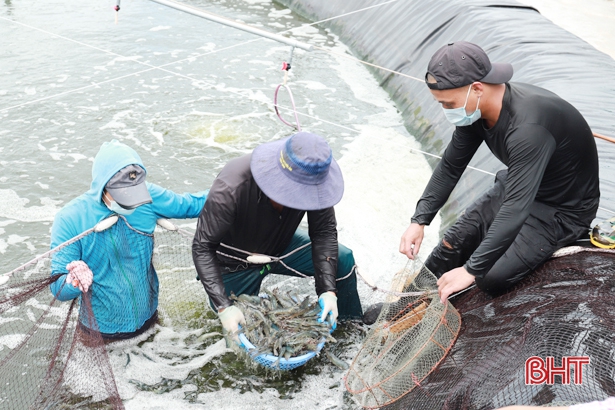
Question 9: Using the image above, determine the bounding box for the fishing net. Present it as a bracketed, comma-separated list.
[344, 257, 462, 408]
[4, 212, 614, 410]
[0, 216, 207, 410]
[380, 249, 615, 409]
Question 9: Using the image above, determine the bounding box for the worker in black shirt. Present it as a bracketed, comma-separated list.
[399, 41, 600, 303]
[192, 132, 363, 338]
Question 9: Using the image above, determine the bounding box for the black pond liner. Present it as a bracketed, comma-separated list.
[277, 0, 615, 233]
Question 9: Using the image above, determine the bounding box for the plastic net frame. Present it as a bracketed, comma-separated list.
[344, 258, 461, 409]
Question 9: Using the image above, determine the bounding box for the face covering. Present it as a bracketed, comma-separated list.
[442, 85, 481, 126]
[103, 192, 135, 216]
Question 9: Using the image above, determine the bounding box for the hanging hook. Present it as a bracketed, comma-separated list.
[282, 46, 295, 85]
[114, 0, 121, 25]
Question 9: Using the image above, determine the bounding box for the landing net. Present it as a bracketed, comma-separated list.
[344, 258, 461, 408]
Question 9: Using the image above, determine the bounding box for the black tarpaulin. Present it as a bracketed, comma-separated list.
[277, 0, 615, 232]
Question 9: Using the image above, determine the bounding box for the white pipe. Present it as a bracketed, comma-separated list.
[150, 0, 313, 52]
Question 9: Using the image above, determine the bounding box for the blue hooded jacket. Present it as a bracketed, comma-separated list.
[50, 140, 207, 335]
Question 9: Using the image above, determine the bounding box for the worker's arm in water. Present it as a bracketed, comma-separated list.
[399, 223, 425, 259]
[437, 266, 475, 303]
[403, 126, 481, 258]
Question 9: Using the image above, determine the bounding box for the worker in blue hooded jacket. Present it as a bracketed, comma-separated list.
[49, 140, 207, 340]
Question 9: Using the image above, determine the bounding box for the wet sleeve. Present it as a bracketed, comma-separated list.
[411, 126, 483, 225]
[49, 213, 82, 301]
[465, 124, 556, 277]
[148, 183, 208, 219]
[307, 208, 338, 296]
[191, 179, 235, 310]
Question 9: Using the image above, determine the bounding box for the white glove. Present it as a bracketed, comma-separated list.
[318, 291, 338, 330]
[66, 261, 93, 293]
[218, 305, 246, 338]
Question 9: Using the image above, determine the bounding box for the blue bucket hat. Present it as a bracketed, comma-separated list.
[250, 132, 344, 211]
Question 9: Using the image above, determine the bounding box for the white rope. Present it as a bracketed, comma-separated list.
[216, 242, 439, 297]
[551, 245, 615, 258]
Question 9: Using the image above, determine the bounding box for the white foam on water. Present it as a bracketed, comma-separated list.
[0, 190, 61, 222]
[295, 80, 334, 91]
[112, 328, 232, 408]
[336, 124, 439, 291]
[197, 43, 216, 52]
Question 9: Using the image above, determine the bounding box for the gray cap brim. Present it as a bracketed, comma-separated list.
[250, 138, 344, 211]
[106, 181, 152, 209]
[481, 62, 513, 84]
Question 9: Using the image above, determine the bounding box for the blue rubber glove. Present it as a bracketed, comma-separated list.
[318, 291, 338, 331]
[218, 305, 246, 342]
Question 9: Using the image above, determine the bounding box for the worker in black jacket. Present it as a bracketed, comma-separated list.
[192, 132, 362, 337]
[399, 41, 600, 303]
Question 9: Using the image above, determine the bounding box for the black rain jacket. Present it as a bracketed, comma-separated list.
[192, 154, 338, 309]
[412, 82, 600, 277]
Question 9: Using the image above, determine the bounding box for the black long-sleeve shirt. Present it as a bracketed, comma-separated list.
[412, 82, 600, 277]
[192, 154, 339, 309]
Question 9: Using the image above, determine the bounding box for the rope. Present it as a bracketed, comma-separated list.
[216, 242, 439, 297]
[1, 5, 613, 216]
[593, 132, 615, 144]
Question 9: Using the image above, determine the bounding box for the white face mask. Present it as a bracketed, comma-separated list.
[103, 192, 135, 216]
[442, 85, 481, 127]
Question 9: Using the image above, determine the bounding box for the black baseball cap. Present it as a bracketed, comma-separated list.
[105, 164, 152, 209]
[425, 41, 513, 90]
